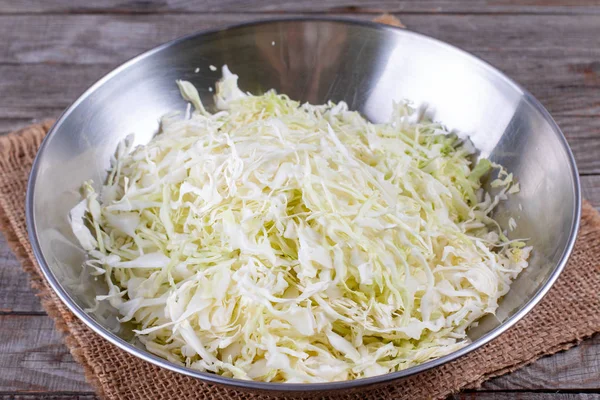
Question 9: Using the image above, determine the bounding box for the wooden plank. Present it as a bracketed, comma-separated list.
[0, 14, 598, 66]
[0, 315, 92, 392]
[481, 334, 600, 391]
[0, 58, 596, 119]
[452, 393, 600, 399]
[0, 0, 599, 15]
[0, 232, 44, 314]
[0, 14, 597, 116]
[537, 88, 600, 118]
[583, 175, 600, 209]
[0, 64, 109, 110]
[0, 107, 63, 137]
[560, 118, 600, 175]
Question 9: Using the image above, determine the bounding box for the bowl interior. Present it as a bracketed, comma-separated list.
[28, 19, 580, 389]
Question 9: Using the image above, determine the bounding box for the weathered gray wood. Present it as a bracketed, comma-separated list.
[1, 58, 597, 114]
[0, 13, 597, 118]
[531, 88, 600, 118]
[0, 14, 598, 66]
[0, 13, 597, 128]
[0, 107, 64, 137]
[560, 118, 600, 175]
[0, 232, 44, 314]
[0, 65, 109, 109]
[452, 393, 600, 400]
[1, 0, 599, 15]
[583, 176, 600, 209]
[0, 315, 92, 392]
[481, 334, 600, 391]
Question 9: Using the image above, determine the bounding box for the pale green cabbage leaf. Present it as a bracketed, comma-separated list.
[70, 66, 530, 383]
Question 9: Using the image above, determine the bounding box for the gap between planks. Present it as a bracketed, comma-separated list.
[0, 0, 599, 15]
[0, 14, 598, 67]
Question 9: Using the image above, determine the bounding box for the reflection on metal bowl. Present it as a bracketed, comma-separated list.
[26, 18, 580, 393]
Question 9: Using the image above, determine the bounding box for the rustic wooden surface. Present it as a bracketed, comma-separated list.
[0, 1, 599, 399]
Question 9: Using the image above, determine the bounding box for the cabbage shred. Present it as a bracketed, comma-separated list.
[70, 67, 530, 383]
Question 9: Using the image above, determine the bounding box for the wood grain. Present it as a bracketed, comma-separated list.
[560, 118, 600, 175]
[0, 13, 597, 117]
[0, 315, 91, 392]
[1, 0, 599, 15]
[582, 176, 600, 208]
[0, 14, 598, 66]
[0, 107, 64, 138]
[481, 334, 600, 390]
[0, 232, 44, 314]
[0, 62, 596, 118]
[453, 393, 600, 400]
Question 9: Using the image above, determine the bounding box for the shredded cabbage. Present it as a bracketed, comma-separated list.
[70, 66, 530, 382]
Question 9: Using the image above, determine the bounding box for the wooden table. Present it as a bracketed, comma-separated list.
[0, 1, 599, 399]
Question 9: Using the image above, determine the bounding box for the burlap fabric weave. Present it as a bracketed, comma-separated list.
[1, 121, 599, 399]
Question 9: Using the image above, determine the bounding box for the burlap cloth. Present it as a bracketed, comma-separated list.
[1, 121, 599, 399]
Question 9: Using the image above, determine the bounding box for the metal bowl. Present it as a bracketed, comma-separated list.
[26, 18, 581, 392]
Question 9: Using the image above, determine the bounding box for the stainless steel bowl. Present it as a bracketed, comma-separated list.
[26, 18, 581, 392]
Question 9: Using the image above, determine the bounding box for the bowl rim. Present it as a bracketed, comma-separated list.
[26, 16, 582, 392]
